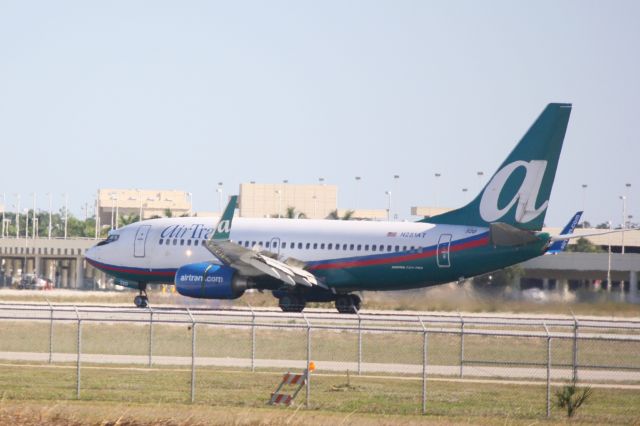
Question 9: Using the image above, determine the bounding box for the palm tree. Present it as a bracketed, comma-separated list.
[285, 207, 307, 219]
[326, 209, 355, 220]
[119, 214, 140, 226]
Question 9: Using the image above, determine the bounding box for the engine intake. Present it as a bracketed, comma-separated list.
[174, 262, 246, 299]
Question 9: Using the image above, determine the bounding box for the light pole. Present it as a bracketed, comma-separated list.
[186, 192, 193, 216]
[392, 174, 400, 220]
[114, 194, 119, 230]
[312, 195, 317, 218]
[46, 193, 52, 239]
[626, 182, 632, 227]
[138, 189, 143, 220]
[14, 194, 20, 239]
[63, 193, 68, 239]
[217, 182, 223, 213]
[0, 192, 4, 239]
[275, 190, 282, 218]
[385, 191, 392, 221]
[31, 193, 36, 239]
[620, 195, 627, 254]
[581, 184, 588, 227]
[110, 193, 116, 230]
[23, 208, 29, 241]
[94, 197, 99, 240]
[477, 171, 484, 191]
[607, 220, 612, 292]
[354, 176, 361, 211]
[462, 188, 468, 202]
[434, 173, 442, 208]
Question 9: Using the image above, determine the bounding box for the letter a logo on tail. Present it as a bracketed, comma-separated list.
[211, 195, 237, 241]
[479, 160, 549, 224]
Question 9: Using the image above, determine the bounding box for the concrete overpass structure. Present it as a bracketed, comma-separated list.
[520, 252, 639, 302]
[0, 238, 103, 289]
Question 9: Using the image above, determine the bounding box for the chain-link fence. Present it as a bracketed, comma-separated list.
[0, 302, 639, 418]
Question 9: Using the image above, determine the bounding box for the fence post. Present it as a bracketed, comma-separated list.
[249, 304, 256, 372]
[187, 308, 196, 403]
[303, 313, 311, 409]
[571, 311, 579, 383]
[74, 306, 82, 400]
[419, 316, 428, 415]
[458, 312, 464, 378]
[357, 310, 362, 375]
[46, 299, 53, 364]
[148, 307, 154, 367]
[543, 321, 551, 418]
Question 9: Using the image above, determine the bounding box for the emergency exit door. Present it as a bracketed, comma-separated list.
[436, 234, 452, 268]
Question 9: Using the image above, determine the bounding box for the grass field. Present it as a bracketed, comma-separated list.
[0, 364, 639, 425]
[1, 292, 640, 424]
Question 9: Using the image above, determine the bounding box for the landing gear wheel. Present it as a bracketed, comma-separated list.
[335, 294, 360, 314]
[134, 282, 148, 308]
[350, 294, 362, 312]
[279, 294, 306, 313]
[134, 295, 148, 308]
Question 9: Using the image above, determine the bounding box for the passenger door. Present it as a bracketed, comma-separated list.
[134, 225, 152, 258]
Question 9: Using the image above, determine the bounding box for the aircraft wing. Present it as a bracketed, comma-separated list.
[203, 195, 320, 288]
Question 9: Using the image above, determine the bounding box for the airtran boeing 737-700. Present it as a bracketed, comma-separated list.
[86, 103, 590, 313]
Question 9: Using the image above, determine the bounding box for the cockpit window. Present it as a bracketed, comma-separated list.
[96, 234, 119, 246]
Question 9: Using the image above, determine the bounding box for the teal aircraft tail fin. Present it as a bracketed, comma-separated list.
[423, 103, 572, 231]
[211, 195, 237, 241]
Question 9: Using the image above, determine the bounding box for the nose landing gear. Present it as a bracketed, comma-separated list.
[134, 282, 148, 308]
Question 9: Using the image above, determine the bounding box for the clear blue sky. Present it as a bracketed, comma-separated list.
[1, 1, 638, 227]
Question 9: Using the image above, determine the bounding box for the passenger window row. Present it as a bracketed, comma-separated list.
[236, 240, 417, 253]
[159, 238, 203, 246]
[158, 238, 418, 253]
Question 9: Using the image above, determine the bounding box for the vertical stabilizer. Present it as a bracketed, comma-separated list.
[423, 103, 572, 231]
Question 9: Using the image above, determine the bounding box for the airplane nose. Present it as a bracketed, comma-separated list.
[85, 245, 100, 262]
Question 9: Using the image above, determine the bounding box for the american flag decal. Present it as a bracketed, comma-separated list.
[387, 232, 397, 237]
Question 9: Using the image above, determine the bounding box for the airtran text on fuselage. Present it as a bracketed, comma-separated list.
[161, 224, 214, 240]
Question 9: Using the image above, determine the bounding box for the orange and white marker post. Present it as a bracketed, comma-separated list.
[269, 362, 315, 406]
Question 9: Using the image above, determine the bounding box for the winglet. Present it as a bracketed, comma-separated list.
[212, 195, 238, 241]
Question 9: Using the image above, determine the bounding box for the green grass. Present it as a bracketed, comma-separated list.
[0, 364, 638, 424]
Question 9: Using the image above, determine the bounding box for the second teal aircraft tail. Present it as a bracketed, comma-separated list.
[423, 103, 572, 231]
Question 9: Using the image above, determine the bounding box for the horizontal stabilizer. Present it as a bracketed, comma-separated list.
[490, 222, 539, 246]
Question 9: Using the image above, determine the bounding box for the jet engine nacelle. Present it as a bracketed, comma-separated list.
[174, 262, 246, 299]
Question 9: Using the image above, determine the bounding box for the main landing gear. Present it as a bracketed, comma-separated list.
[335, 294, 361, 314]
[277, 292, 362, 314]
[278, 294, 306, 313]
[134, 282, 149, 308]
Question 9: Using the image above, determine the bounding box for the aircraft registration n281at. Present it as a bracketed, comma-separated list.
[86, 103, 579, 313]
